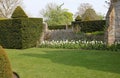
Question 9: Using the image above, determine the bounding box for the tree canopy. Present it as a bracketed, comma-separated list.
[40, 3, 73, 26]
[75, 3, 92, 17]
[82, 8, 101, 21]
[0, 0, 22, 18]
[75, 3, 104, 21]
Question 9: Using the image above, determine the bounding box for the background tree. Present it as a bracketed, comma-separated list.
[62, 11, 73, 25]
[82, 8, 101, 21]
[97, 13, 104, 20]
[40, 3, 73, 26]
[75, 3, 92, 17]
[0, 0, 22, 18]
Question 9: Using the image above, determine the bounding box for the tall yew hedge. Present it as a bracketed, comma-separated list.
[0, 18, 43, 49]
[72, 20, 106, 32]
[0, 6, 43, 49]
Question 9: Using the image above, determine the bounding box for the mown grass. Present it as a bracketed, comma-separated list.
[6, 48, 120, 78]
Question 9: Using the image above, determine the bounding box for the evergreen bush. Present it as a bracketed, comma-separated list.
[75, 15, 82, 21]
[48, 25, 71, 30]
[0, 18, 43, 49]
[72, 20, 106, 32]
[11, 6, 28, 18]
[0, 6, 43, 49]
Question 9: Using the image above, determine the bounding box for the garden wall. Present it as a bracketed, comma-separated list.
[43, 29, 104, 41]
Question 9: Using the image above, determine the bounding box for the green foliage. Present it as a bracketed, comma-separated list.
[21, 18, 43, 49]
[11, 6, 28, 18]
[39, 40, 105, 50]
[82, 8, 101, 21]
[75, 15, 82, 21]
[86, 31, 104, 36]
[107, 43, 120, 51]
[0, 18, 43, 49]
[62, 11, 73, 24]
[0, 46, 13, 78]
[48, 25, 71, 30]
[72, 20, 106, 32]
[75, 3, 93, 17]
[83, 31, 105, 41]
[97, 14, 104, 20]
[40, 3, 73, 26]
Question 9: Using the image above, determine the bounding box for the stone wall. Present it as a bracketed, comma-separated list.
[106, 0, 120, 45]
[107, 7, 115, 45]
[41, 23, 104, 41]
[114, 1, 120, 42]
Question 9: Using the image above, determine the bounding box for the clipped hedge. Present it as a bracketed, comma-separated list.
[21, 18, 43, 49]
[48, 25, 71, 30]
[11, 6, 28, 18]
[0, 46, 13, 78]
[72, 20, 106, 32]
[0, 18, 43, 49]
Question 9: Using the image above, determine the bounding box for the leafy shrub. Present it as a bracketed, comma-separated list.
[91, 31, 104, 35]
[76, 31, 104, 41]
[0, 46, 13, 78]
[107, 43, 120, 51]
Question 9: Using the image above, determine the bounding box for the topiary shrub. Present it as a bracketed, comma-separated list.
[75, 15, 82, 21]
[11, 6, 28, 18]
[0, 46, 13, 78]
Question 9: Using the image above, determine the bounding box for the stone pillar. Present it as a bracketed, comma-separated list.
[36, 22, 48, 47]
[40, 22, 48, 42]
[114, 1, 120, 42]
[43, 22, 48, 32]
[105, 0, 120, 45]
[107, 7, 115, 45]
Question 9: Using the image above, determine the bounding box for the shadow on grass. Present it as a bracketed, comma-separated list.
[21, 49, 120, 74]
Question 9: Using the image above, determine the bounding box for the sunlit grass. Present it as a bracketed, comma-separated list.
[6, 48, 120, 78]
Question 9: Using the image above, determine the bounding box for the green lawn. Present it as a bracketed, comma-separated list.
[6, 48, 120, 78]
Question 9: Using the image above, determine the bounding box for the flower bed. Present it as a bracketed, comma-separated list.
[38, 40, 120, 51]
